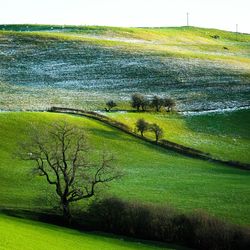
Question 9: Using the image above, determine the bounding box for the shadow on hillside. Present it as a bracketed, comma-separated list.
[0, 208, 187, 250]
[88, 127, 133, 141]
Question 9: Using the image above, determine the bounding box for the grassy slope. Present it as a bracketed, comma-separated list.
[0, 25, 249, 111]
[0, 214, 173, 250]
[106, 109, 250, 163]
[1, 25, 249, 60]
[0, 112, 250, 226]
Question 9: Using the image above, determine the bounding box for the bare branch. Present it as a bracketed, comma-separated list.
[18, 120, 121, 223]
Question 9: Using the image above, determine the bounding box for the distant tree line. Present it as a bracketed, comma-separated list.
[131, 93, 176, 112]
[104, 93, 173, 142]
[105, 93, 176, 112]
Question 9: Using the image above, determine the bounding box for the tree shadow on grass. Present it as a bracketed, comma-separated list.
[88, 128, 133, 141]
[88, 127, 177, 153]
[0, 208, 189, 250]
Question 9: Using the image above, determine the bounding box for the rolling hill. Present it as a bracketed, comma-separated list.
[1, 24, 250, 249]
[0, 112, 249, 226]
[106, 109, 250, 163]
[0, 24, 249, 111]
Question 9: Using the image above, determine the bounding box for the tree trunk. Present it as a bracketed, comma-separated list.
[155, 133, 158, 142]
[62, 199, 72, 225]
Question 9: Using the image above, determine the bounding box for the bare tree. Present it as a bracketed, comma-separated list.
[141, 98, 150, 112]
[20, 121, 121, 224]
[163, 98, 176, 112]
[135, 118, 149, 136]
[149, 123, 164, 142]
[131, 93, 146, 111]
[106, 100, 117, 111]
[151, 96, 164, 112]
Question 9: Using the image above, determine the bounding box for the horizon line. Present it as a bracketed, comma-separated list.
[0, 24, 249, 35]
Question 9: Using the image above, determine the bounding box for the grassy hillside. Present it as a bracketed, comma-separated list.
[0, 112, 249, 226]
[106, 109, 250, 163]
[0, 25, 249, 111]
[0, 214, 173, 250]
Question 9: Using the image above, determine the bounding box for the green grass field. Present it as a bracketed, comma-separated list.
[105, 109, 250, 163]
[0, 214, 176, 250]
[1, 24, 249, 249]
[0, 112, 249, 226]
[1, 25, 249, 62]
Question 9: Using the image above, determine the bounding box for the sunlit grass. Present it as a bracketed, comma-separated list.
[0, 25, 249, 66]
[106, 110, 250, 163]
[0, 214, 171, 250]
[0, 112, 250, 226]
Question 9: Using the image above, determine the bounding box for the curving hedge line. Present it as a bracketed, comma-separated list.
[48, 107, 250, 170]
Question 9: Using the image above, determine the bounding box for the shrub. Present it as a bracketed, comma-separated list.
[86, 197, 250, 250]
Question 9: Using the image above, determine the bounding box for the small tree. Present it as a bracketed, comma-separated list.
[136, 118, 149, 136]
[149, 123, 163, 142]
[106, 100, 117, 111]
[151, 96, 164, 112]
[164, 98, 176, 112]
[131, 93, 145, 111]
[141, 98, 150, 112]
[20, 121, 121, 224]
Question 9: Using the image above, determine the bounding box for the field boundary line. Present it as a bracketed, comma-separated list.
[48, 106, 250, 170]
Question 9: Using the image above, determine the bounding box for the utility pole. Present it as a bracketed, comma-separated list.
[186, 12, 189, 26]
[236, 24, 238, 41]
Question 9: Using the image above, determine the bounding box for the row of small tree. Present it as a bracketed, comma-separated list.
[136, 118, 163, 142]
[106, 93, 176, 112]
[131, 93, 175, 112]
